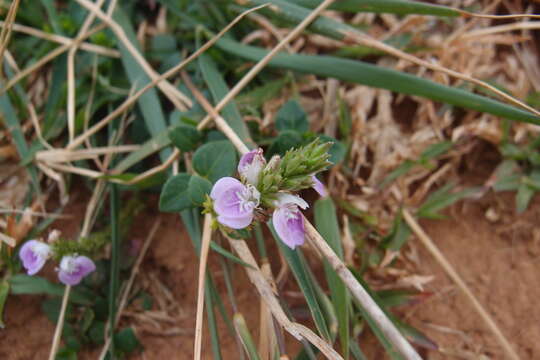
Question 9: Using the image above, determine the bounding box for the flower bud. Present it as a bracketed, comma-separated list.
[238, 149, 266, 186]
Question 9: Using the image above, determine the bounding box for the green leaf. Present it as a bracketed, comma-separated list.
[113, 6, 171, 162]
[0, 280, 9, 327]
[188, 175, 212, 206]
[159, 173, 192, 212]
[114, 327, 141, 354]
[516, 181, 534, 213]
[380, 161, 415, 188]
[417, 184, 478, 219]
[287, 0, 459, 16]
[269, 221, 331, 341]
[380, 211, 411, 251]
[169, 124, 202, 152]
[9, 275, 93, 305]
[420, 141, 453, 161]
[268, 130, 303, 157]
[199, 54, 254, 147]
[215, 38, 540, 125]
[192, 140, 237, 183]
[492, 160, 521, 191]
[275, 100, 309, 133]
[314, 198, 350, 358]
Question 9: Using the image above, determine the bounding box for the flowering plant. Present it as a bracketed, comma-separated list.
[205, 139, 331, 249]
[18, 235, 97, 286]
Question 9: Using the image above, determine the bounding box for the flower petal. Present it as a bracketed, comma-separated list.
[311, 175, 328, 197]
[274, 193, 309, 210]
[58, 255, 96, 286]
[273, 208, 305, 249]
[217, 212, 254, 229]
[19, 240, 50, 276]
[238, 149, 265, 186]
[210, 177, 243, 200]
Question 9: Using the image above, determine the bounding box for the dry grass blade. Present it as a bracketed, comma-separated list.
[461, 21, 540, 39]
[66, 3, 269, 151]
[1, 24, 107, 94]
[67, 0, 109, 142]
[344, 32, 540, 118]
[0, 20, 119, 57]
[197, 0, 339, 130]
[401, 209, 520, 360]
[0, 232, 16, 247]
[3, 50, 53, 150]
[48, 285, 72, 360]
[227, 236, 343, 360]
[0, 0, 21, 75]
[459, 10, 540, 19]
[303, 219, 421, 360]
[75, 0, 192, 110]
[36, 145, 140, 163]
[118, 148, 181, 185]
[194, 213, 213, 360]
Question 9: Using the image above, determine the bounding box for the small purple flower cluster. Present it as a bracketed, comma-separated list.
[19, 239, 95, 286]
[210, 148, 327, 249]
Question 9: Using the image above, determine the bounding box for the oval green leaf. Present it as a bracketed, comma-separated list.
[192, 140, 237, 183]
[188, 174, 213, 206]
[159, 173, 192, 212]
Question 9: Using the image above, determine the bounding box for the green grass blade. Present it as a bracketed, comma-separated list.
[0, 280, 9, 327]
[108, 183, 121, 356]
[205, 280, 223, 360]
[269, 222, 331, 341]
[198, 54, 255, 148]
[215, 38, 540, 125]
[314, 198, 350, 359]
[113, 6, 171, 162]
[234, 313, 261, 360]
[114, 126, 173, 173]
[287, 0, 460, 16]
[0, 79, 41, 195]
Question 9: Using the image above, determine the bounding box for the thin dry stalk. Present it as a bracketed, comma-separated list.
[74, 0, 192, 111]
[36, 145, 140, 163]
[1, 24, 107, 94]
[0, 0, 21, 74]
[459, 10, 540, 20]
[227, 236, 343, 359]
[303, 220, 422, 360]
[47, 285, 72, 360]
[0, 232, 16, 247]
[3, 50, 53, 150]
[197, 0, 339, 130]
[194, 213, 213, 360]
[401, 209, 520, 360]
[66, 4, 269, 151]
[0, 20, 119, 57]
[343, 32, 540, 118]
[181, 71, 249, 154]
[98, 219, 161, 360]
[461, 21, 540, 39]
[67, 0, 109, 142]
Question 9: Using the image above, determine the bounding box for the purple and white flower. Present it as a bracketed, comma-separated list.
[311, 175, 328, 197]
[238, 148, 266, 186]
[210, 177, 260, 229]
[19, 240, 51, 275]
[57, 255, 96, 286]
[272, 193, 309, 249]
